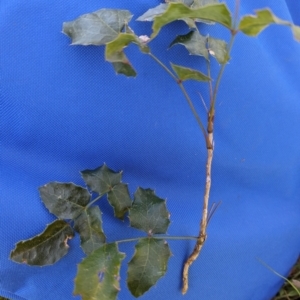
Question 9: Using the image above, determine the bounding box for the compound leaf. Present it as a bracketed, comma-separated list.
[151, 3, 232, 39]
[208, 37, 229, 64]
[127, 238, 171, 297]
[129, 188, 170, 235]
[239, 9, 300, 42]
[62, 9, 133, 45]
[39, 182, 90, 219]
[74, 206, 106, 255]
[107, 183, 132, 219]
[74, 243, 125, 300]
[81, 164, 122, 195]
[169, 31, 209, 60]
[10, 220, 74, 266]
[171, 63, 210, 82]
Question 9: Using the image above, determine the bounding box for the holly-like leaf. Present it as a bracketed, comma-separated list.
[39, 182, 90, 219]
[74, 206, 106, 255]
[151, 3, 232, 39]
[74, 243, 125, 300]
[107, 183, 132, 219]
[129, 188, 170, 235]
[171, 63, 210, 82]
[81, 164, 122, 195]
[62, 9, 133, 46]
[127, 238, 171, 297]
[239, 9, 300, 42]
[169, 31, 209, 60]
[207, 37, 229, 64]
[10, 220, 74, 266]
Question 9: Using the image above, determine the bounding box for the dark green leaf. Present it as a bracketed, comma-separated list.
[74, 243, 125, 300]
[151, 3, 232, 39]
[127, 238, 171, 297]
[239, 9, 300, 42]
[107, 183, 132, 219]
[74, 206, 106, 255]
[208, 37, 229, 64]
[112, 62, 137, 77]
[62, 9, 133, 45]
[129, 188, 170, 234]
[136, 3, 168, 21]
[10, 220, 74, 266]
[39, 182, 90, 219]
[169, 31, 209, 60]
[171, 63, 210, 82]
[81, 164, 122, 195]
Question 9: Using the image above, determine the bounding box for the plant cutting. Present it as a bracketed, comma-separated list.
[9, 1, 300, 299]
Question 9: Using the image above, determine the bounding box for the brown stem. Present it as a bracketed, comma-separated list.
[182, 117, 214, 295]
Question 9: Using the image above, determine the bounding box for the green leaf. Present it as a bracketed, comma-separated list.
[239, 9, 300, 42]
[107, 183, 132, 219]
[169, 31, 209, 60]
[62, 9, 133, 46]
[10, 220, 74, 266]
[127, 238, 171, 297]
[151, 2, 232, 39]
[74, 243, 125, 300]
[105, 33, 138, 76]
[74, 206, 106, 255]
[208, 37, 229, 64]
[167, 0, 194, 6]
[112, 62, 137, 76]
[171, 63, 210, 82]
[136, 3, 168, 21]
[129, 188, 170, 234]
[81, 164, 122, 195]
[105, 33, 138, 62]
[192, 0, 219, 8]
[39, 182, 90, 219]
[191, 0, 221, 24]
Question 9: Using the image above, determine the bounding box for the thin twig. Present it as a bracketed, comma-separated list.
[147, 52, 208, 140]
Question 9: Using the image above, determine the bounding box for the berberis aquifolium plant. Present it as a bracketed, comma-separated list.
[9, 1, 300, 299]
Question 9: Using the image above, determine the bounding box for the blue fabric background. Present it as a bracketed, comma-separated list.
[1, 1, 300, 299]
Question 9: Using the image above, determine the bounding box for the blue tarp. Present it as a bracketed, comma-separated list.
[1, 0, 300, 299]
